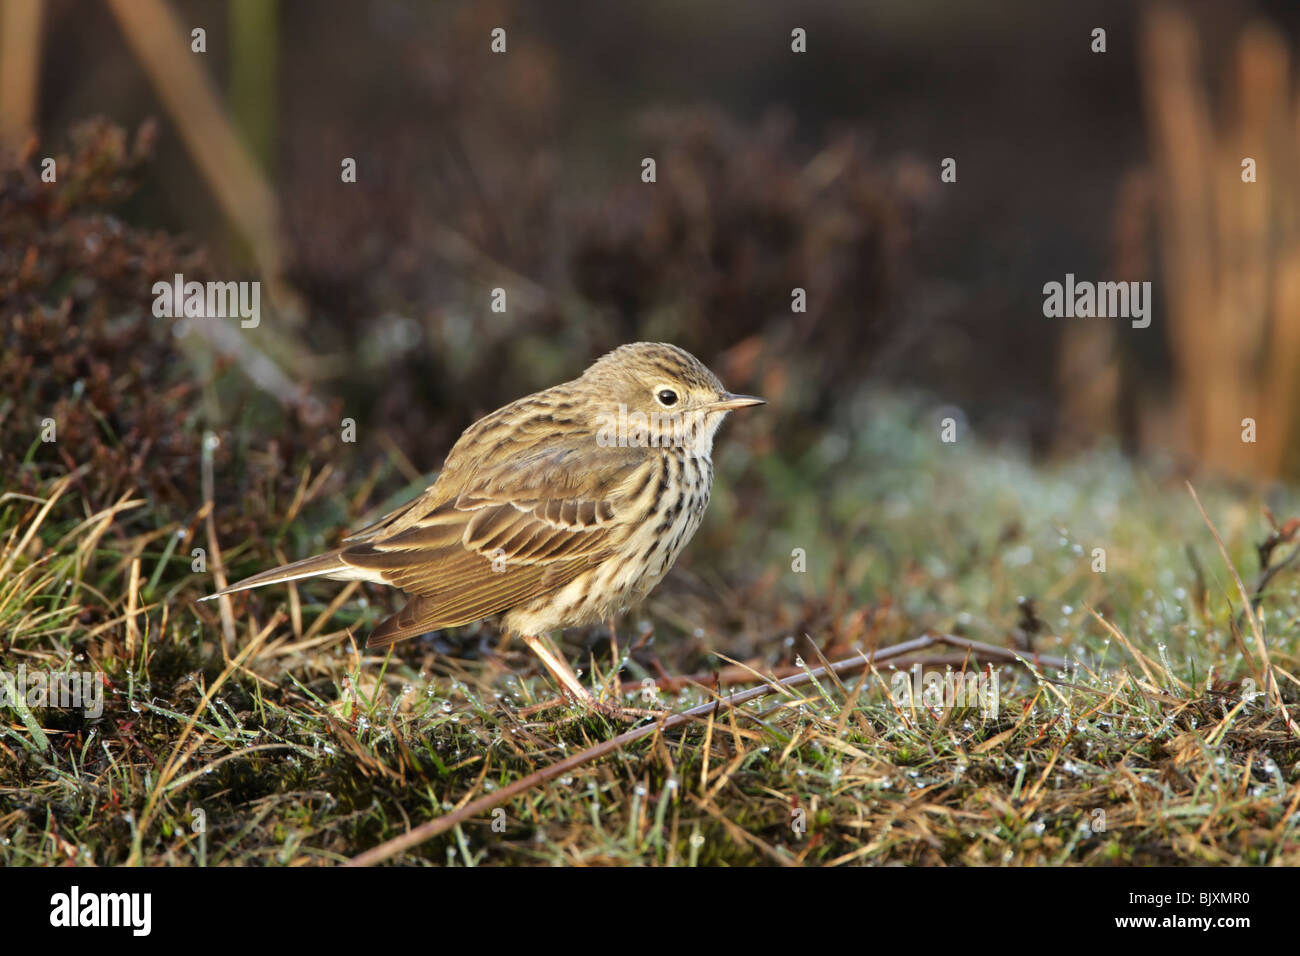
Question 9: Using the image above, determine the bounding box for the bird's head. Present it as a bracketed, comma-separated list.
[583, 342, 764, 455]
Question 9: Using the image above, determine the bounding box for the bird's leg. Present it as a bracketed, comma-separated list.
[520, 633, 594, 705]
[604, 617, 623, 702]
[520, 633, 666, 722]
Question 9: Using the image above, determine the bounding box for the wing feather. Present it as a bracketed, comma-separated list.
[345, 439, 658, 641]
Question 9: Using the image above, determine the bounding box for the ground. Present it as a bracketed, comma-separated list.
[3, 390, 1298, 866]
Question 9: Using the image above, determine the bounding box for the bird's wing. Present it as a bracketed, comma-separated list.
[342, 440, 656, 643]
[341, 494, 427, 544]
[340, 391, 579, 544]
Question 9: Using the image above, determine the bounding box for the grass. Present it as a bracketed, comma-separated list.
[3, 392, 1299, 866]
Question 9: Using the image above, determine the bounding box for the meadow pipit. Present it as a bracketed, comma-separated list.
[202, 342, 763, 716]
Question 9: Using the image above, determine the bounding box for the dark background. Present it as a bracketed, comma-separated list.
[20, 0, 1299, 462]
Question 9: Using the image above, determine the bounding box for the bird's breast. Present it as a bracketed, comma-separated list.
[503, 449, 715, 634]
[620, 449, 713, 594]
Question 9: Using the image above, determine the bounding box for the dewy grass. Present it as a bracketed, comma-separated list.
[2, 391, 1298, 866]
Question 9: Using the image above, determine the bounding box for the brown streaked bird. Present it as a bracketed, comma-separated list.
[201, 342, 763, 716]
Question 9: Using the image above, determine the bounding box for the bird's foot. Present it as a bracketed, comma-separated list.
[589, 698, 669, 723]
[517, 692, 666, 724]
[517, 632, 665, 723]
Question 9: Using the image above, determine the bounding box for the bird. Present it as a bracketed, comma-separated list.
[201, 342, 764, 716]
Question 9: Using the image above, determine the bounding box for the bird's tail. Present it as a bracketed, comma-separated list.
[198, 551, 354, 601]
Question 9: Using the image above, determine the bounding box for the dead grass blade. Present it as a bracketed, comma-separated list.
[1187, 481, 1299, 736]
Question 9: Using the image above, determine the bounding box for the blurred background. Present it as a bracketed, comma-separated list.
[6, 0, 1300, 659]
[9, 0, 1300, 470]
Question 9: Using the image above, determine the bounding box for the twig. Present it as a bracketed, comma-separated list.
[646, 637, 1068, 693]
[1250, 543, 1300, 606]
[104, 0, 290, 313]
[346, 632, 1053, 866]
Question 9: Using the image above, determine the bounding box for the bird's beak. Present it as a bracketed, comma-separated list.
[710, 392, 766, 411]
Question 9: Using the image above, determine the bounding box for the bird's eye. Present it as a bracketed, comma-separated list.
[656, 388, 679, 407]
